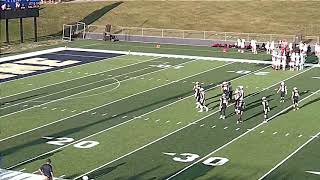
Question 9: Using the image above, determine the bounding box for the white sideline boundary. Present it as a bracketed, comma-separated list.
[66, 47, 320, 68]
[0, 47, 66, 63]
[258, 131, 320, 180]
[166, 87, 320, 179]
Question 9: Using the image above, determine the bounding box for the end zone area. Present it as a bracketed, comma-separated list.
[0, 45, 319, 180]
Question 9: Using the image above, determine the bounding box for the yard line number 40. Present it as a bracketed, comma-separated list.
[44, 137, 99, 149]
[164, 152, 229, 166]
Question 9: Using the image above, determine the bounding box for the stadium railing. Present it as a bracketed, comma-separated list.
[85, 25, 320, 45]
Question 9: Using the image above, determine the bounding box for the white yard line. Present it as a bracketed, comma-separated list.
[258, 131, 320, 180]
[1, 61, 231, 143]
[166, 88, 320, 179]
[0, 55, 156, 99]
[6, 62, 234, 170]
[0, 58, 195, 119]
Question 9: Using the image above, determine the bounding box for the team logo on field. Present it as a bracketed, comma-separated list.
[0, 57, 80, 81]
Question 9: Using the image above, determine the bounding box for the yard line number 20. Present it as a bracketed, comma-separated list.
[46, 137, 99, 149]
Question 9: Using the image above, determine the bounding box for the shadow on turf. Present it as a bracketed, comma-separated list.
[0, 93, 45, 106]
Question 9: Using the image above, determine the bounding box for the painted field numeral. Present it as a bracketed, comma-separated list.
[164, 152, 229, 167]
[44, 137, 99, 149]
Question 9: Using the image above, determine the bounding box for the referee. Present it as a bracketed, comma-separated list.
[39, 159, 54, 180]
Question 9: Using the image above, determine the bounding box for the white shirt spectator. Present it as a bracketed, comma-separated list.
[270, 41, 275, 51]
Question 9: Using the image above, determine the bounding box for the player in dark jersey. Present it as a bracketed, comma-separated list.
[193, 82, 201, 109]
[277, 81, 287, 103]
[262, 97, 271, 122]
[221, 81, 229, 98]
[228, 82, 233, 101]
[219, 94, 228, 119]
[236, 99, 245, 124]
[291, 87, 300, 111]
[198, 88, 209, 112]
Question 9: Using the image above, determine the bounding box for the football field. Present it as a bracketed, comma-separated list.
[0, 41, 319, 180]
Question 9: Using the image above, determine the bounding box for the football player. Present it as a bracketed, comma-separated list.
[228, 82, 233, 101]
[198, 88, 209, 112]
[238, 86, 245, 101]
[291, 87, 300, 111]
[221, 81, 229, 98]
[277, 81, 287, 103]
[219, 94, 228, 119]
[262, 97, 271, 122]
[236, 99, 245, 124]
[193, 82, 201, 109]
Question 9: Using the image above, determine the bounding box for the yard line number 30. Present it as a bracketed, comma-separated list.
[164, 152, 229, 166]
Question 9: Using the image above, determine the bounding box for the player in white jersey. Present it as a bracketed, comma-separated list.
[251, 39, 257, 54]
[275, 49, 281, 70]
[270, 41, 275, 53]
[303, 43, 308, 55]
[291, 87, 300, 111]
[266, 41, 270, 54]
[262, 97, 271, 122]
[240, 39, 246, 53]
[198, 88, 209, 112]
[316, 43, 320, 64]
[295, 53, 300, 71]
[299, 42, 304, 53]
[237, 39, 242, 52]
[299, 53, 305, 70]
[277, 81, 287, 102]
[281, 54, 287, 71]
[272, 50, 277, 69]
[288, 42, 293, 54]
[289, 52, 295, 71]
[219, 94, 228, 119]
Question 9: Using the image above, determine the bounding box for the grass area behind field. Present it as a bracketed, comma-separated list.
[1, 1, 319, 44]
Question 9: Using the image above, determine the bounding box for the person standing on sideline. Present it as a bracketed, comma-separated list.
[315, 43, 320, 64]
[266, 41, 270, 54]
[270, 41, 275, 54]
[39, 159, 54, 180]
[237, 38, 242, 52]
[240, 39, 246, 53]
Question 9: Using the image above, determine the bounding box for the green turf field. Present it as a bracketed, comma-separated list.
[0, 42, 319, 180]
